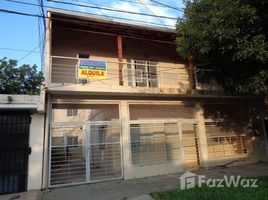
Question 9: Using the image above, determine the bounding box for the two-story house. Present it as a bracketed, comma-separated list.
[42, 9, 268, 188]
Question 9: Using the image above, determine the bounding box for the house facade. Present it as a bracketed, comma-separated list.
[42, 9, 268, 189]
[0, 94, 45, 194]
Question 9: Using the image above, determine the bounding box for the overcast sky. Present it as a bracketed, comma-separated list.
[0, 0, 184, 70]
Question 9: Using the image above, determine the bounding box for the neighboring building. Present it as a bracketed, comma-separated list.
[0, 94, 45, 194]
[39, 9, 268, 189]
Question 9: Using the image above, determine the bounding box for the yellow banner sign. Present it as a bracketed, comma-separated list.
[78, 59, 107, 79]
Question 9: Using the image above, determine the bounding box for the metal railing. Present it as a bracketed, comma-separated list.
[49, 122, 122, 187]
[207, 135, 249, 159]
[49, 56, 187, 89]
[194, 69, 222, 92]
[130, 123, 181, 165]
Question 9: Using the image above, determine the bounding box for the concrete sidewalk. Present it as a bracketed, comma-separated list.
[42, 163, 268, 200]
[0, 190, 41, 200]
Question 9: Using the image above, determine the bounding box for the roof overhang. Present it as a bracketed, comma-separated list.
[48, 9, 177, 43]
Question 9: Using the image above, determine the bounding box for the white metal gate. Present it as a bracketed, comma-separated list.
[49, 122, 123, 187]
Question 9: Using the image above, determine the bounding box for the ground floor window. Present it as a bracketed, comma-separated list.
[205, 122, 252, 159]
[128, 104, 196, 166]
[130, 123, 180, 165]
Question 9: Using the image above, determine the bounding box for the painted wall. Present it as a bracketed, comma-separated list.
[48, 27, 190, 94]
[28, 113, 45, 190]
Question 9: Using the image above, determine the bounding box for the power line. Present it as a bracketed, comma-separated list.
[46, 0, 177, 20]
[37, 0, 46, 71]
[5, 0, 175, 28]
[118, 0, 165, 8]
[85, 0, 112, 21]
[118, 0, 183, 11]
[0, 8, 176, 46]
[17, 45, 40, 63]
[138, 0, 167, 28]
[149, 0, 183, 11]
[0, 47, 47, 53]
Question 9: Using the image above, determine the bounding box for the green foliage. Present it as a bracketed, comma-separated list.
[151, 176, 268, 200]
[0, 57, 44, 94]
[176, 0, 268, 94]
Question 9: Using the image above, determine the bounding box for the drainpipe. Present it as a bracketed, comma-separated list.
[117, 35, 123, 86]
[187, 54, 196, 91]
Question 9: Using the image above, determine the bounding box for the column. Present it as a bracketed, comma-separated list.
[120, 101, 132, 179]
[117, 35, 123, 86]
[195, 102, 208, 167]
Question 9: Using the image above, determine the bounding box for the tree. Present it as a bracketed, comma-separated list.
[176, 0, 268, 94]
[0, 58, 44, 94]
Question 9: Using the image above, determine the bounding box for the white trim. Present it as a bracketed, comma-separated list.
[0, 104, 37, 110]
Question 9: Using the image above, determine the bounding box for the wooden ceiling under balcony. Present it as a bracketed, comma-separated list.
[50, 11, 176, 44]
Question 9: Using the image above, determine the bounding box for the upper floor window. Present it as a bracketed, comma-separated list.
[67, 109, 78, 116]
[127, 59, 158, 88]
[78, 53, 90, 59]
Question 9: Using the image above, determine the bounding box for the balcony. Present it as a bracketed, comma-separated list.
[46, 56, 192, 95]
[195, 69, 222, 94]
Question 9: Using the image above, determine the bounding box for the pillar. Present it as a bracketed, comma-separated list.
[120, 101, 132, 179]
[117, 35, 124, 86]
[195, 102, 208, 167]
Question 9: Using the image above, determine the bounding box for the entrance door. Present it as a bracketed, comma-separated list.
[88, 123, 122, 181]
[182, 124, 200, 169]
[0, 111, 31, 194]
[49, 122, 123, 187]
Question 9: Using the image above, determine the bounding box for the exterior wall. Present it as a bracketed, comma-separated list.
[48, 27, 190, 94]
[45, 95, 268, 187]
[0, 94, 45, 191]
[28, 113, 45, 190]
[43, 12, 268, 187]
[202, 103, 268, 167]
[0, 94, 44, 112]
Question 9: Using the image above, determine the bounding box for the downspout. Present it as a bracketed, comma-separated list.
[41, 92, 47, 190]
[117, 35, 123, 86]
[187, 54, 196, 91]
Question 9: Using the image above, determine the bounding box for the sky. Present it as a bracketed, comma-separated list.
[0, 0, 184, 71]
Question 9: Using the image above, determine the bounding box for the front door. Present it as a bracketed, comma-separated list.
[49, 122, 123, 187]
[0, 111, 31, 194]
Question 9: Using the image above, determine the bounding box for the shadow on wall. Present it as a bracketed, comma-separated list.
[202, 102, 267, 166]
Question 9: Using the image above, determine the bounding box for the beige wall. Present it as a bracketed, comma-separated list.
[201, 103, 268, 167]
[49, 27, 190, 93]
[44, 96, 268, 186]
[28, 113, 45, 190]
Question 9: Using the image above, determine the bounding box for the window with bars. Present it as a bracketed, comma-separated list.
[127, 60, 158, 87]
[67, 109, 78, 116]
[130, 123, 180, 165]
[66, 136, 79, 147]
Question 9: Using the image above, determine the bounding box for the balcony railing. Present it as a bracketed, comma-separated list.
[48, 56, 191, 92]
[195, 69, 221, 92]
